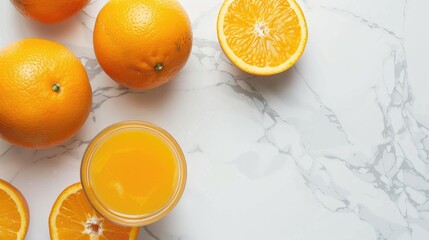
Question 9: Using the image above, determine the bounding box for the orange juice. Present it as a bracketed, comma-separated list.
[81, 121, 186, 227]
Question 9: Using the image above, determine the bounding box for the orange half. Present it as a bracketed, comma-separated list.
[217, 0, 308, 75]
[0, 179, 29, 240]
[49, 183, 139, 240]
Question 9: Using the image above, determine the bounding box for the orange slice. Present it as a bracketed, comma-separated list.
[0, 179, 29, 240]
[49, 183, 139, 240]
[217, 0, 308, 75]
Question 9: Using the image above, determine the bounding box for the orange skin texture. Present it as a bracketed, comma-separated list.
[0, 39, 92, 149]
[94, 0, 193, 90]
[11, 0, 89, 23]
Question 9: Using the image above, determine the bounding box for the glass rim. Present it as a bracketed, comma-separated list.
[80, 120, 187, 227]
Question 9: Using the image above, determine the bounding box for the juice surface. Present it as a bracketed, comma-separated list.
[89, 129, 178, 216]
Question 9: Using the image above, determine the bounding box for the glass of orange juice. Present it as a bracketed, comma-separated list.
[81, 121, 187, 226]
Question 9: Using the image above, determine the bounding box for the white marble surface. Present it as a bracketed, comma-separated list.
[1, 0, 429, 239]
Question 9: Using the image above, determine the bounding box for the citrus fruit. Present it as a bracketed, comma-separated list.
[11, 0, 89, 23]
[93, 0, 193, 90]
[49, 183, 139, 240]
[0, 39, 92, 149]
[217, 0, 308, 75]
[0, 179, 29, 240]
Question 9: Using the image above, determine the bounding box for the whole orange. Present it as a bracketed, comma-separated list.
[11, 0, 89, 23]
[0, 39, 92, 149]
[93, 0, 193, 90]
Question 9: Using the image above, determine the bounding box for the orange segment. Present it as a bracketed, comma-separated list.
[49, 183, 139, 240]
[217, 0, 308, 75]
[0, 179, 29, 240]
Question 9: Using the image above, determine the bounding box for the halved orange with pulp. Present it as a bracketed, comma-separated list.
[0, 179, 29, 240]
[49, 183, 139, 240]
[217, 0, 308, 75]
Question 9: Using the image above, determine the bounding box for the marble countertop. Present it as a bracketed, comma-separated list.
[1, 0, 429, 239]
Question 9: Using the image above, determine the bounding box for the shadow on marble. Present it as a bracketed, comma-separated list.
[246, 66, 297, 93]
[11, 9, 87, 40]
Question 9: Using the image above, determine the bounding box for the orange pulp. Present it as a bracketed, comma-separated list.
[91, 130, 178, 215]
[81, 121, 186, 226]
